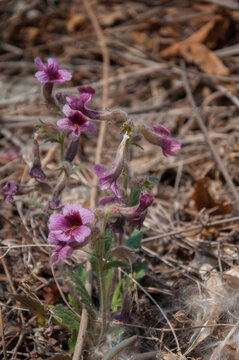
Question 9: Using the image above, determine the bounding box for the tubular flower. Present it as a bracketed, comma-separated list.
[93, 134, 130, 197]
[57, 104, 97, 141]
[67, 87, 127, 123]
[139, 124, 181, 157]
[48, 203, 94, 265]
[35, 57, 72, 84]
[29, 134, 46, 181]
[112, 193, 154, 229]
[0, 180, 18, 204]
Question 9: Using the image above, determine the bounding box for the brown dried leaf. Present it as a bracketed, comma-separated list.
[160, 15, 230, 76]
[221, 344, 239, 360]
[42, 284, 61, 305]
[179, 42, 229, 76]
[192, 178, 232, 215]
[224, 266, 239, 289]
[67, 13, 86, 33]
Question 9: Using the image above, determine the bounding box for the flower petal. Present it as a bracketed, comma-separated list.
[58, 245, 73, 261]
[47, 58, 59, 72]
[63, 203, 83, 217]
[62, 104, 74, 117]
[93, 164, 107, 178]
[35, 57, 45, 70]
[35, 71, 49, 84]
[85, 121, 97, 135]
[56, 69, 72, 82]
[57, 118, 75, 132]
[78, 86, 95, 96]
[49, 214, 68, 231]
[72, 225, 91, 243]
[110, 181, 120, 197]
[151, 124, 171, 137]
[79, 208, 94, 224]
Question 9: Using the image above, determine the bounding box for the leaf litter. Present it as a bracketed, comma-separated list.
[1, 0, 239, 359]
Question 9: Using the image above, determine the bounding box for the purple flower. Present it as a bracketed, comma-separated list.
[0, 180, 17, 204]
[57, 104, 97, 141]
[114, 193, 154, 229]
[67, 87, 127, 123]
[35, 57, 72, 84]
[66, 87, 101, 120]
[93, 134, 129, 197]
[44, 196, 62, 211]
[48, 203, 94, 265]
[48, 231, 88, 266]
[140, 124, 181, 157]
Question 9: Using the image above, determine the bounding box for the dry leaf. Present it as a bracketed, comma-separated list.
[42, 284, 61, 305]
[67, 13, 86, 33]
[224, 266, 239, 289]
[221, 344, 239, 360]
[160, 15, 230, 76]
[180, 42, 229, 76]
[192, 178, 232, 215]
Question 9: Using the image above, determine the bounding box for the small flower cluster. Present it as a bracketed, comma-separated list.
[0, 57, 181, 267]
[48, 204, 94, 265]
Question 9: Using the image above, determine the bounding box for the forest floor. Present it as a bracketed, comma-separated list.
[1, 0, 239, 359]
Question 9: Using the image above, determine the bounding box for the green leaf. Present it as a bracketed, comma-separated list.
[129, 188, 141, 206]
[68, 271, 96, 316]
[134, 261, 147, 280]
[104, 260, 127, 270]
[45, 138, 60, 143]
[104, 228, 114, 253]
[125, 228, 147, 249]
[54, 305, 80, 332]
[14, 294, 50, 319]
[131, 142, 144, 150]
[111, 283, 122, 312]
[69, 329, 78, 354]
[70, 164, 84, 174]
[21, 199, 44, 209]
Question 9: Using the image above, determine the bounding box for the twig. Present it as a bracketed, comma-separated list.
[205, 0, 239, 10]
[181, 61, 239, 205]
[131, 351, 158, 360]
[72, 0, 110, 358]
[142, 216, 239, 243]
[0, 308, 7, 360]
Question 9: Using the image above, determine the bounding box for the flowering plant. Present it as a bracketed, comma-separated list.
[0, 57, 181, 358]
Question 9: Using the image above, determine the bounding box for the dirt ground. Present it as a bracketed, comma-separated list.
[1, 0, 239, 359]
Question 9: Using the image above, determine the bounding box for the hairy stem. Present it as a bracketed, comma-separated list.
[59, 133, 65, 161]
[98, 212, 108, 342]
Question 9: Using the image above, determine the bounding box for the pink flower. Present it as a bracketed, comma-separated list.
[140, 124, 181, 157]
[57, 104, 97, 141]
[93, 134, 129, 197]
[35, 57, 72, 84]
[0, 180, 17, 204]
[112, 193, 154, 230]
[67, 87, 127, 122]
[66, 87, 101, 120]
[47, 203, 94, 265]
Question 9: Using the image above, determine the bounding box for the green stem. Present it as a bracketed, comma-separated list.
[123, 139, 130, 192]
[98, 212, 108, 342]
[59, 133, 65, 161]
